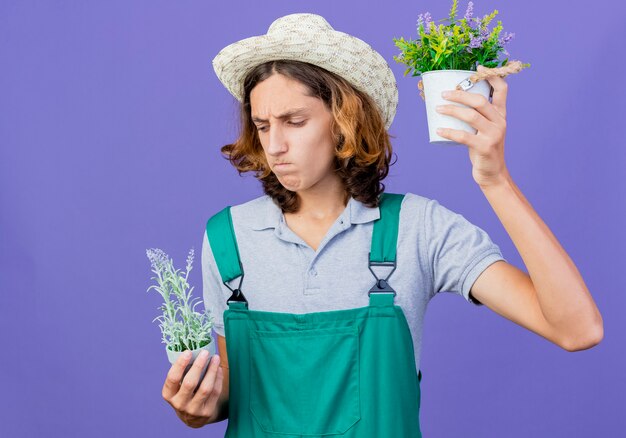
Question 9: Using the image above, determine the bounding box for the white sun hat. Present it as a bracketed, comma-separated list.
[212, 12, 399, 131]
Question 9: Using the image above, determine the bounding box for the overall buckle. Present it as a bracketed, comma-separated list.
[224, 262, 248, 304]
[225, 286, 247, 304]
[367, 252, 397, 296]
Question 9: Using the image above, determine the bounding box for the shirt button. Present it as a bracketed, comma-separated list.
[310, 269, 317, 276]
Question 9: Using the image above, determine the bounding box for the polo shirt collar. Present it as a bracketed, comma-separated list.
[251, 194, 380, 231]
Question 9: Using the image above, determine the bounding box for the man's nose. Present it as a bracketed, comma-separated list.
[266, 125, 287, 155]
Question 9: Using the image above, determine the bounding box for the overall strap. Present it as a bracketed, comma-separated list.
[206, 206, 248, 307]
[367, 193, 420, 383]
[368, 192, 405, 301]
[370, 192, 404, 263]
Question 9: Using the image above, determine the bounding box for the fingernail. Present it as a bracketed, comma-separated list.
[183, 350, 192, 359]
[200, 350, 209, 359]
[442, 91, 451, 98]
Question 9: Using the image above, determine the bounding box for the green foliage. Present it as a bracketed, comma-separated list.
[146, 248, 215, 352]
[448, 0, 459, 25]
[393, 0, 531, 76]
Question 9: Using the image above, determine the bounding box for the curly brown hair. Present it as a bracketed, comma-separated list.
[219, 59, 397, 213]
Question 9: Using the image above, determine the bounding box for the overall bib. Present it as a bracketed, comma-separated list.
[206, 192, 423, 437]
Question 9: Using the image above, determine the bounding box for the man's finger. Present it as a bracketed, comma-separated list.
[178, 350, 211, 398]
[478, 65, 508, 119]
[191, 354, 222, 406]
[162, 351, 192, 401]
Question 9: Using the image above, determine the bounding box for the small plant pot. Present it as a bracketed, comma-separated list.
[421, 69, 492, 145]
[166, 338, 216, 390]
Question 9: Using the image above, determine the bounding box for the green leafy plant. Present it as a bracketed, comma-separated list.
[393, 0, 531, 76]
[146, 247, 214, 352]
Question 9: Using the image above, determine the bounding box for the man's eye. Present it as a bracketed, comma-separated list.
[256, 121, 306, 132]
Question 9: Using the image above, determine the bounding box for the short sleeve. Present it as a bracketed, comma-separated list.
[425, 199, 506, 306]
[202, 229, 227, 336]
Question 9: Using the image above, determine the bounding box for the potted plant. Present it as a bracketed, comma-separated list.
[393, 0, 530, 144]
[146, 247, 216, 386]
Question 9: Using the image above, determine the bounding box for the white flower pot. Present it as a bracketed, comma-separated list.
[421, 69, 492, 144]
[166, 338, 216, 388]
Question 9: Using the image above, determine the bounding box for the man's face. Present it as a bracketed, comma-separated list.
[250, 73, 337, 193]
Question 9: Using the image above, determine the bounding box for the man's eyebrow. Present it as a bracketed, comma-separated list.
[251, 108, 310, 123]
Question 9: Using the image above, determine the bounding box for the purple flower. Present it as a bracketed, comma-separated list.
[417, 11, 433, 34]
[468, 34, 483, 49]
[464, 1, 474, 21]
[424, 12, 432, 26]
[466, 30, 491, 52]
[498, 31, 515, 46]
[416, 13, 425, 29]
[147, 248, 170, 272]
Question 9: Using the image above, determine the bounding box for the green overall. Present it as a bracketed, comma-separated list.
[206, 192, 423, 437]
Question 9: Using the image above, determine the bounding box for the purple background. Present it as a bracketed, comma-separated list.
[1, 1, 624, 436]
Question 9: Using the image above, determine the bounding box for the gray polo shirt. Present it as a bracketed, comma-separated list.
[202, 192, 506, 373]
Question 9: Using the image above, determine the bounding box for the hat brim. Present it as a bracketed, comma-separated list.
[212, 19, 398, 130]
